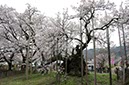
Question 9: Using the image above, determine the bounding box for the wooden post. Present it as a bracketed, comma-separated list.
[85, 47, 88, 85]
[105, 11, 112, 85]
[121, 24, 127, 83]
[80, 18, 83, 85]
[30, 51, 32, 74]
[106, 26, 112, 85]
[65, 38, 68, 83]
[121, 24, 127, 66]
[118, 23, 125, 84]
[56, 38, 60, 85]
[92, 16, 97, 85]
[50, 54, 52, 72]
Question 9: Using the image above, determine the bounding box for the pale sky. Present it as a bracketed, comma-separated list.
[0, 0, 123, 16]
[0, 0, 80, 16]
[0, 0, 124, 49]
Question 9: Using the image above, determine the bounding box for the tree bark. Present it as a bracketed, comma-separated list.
[8, 62, 12, 71]
[21, 57, 26, 71]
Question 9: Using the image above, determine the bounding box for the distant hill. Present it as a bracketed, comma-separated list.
[87, 46, 128, 59]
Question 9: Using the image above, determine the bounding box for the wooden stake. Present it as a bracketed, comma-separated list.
[92, 16, 97, 85]
[106, 26, 112, 85]
[118, 23, 125, 84]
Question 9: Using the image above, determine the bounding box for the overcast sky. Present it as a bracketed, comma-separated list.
[0, 0, 124, 16]
[0, 0, 80, 16]
[0, 0, 125, 49]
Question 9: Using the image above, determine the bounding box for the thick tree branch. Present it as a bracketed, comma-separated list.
[89, 18, 118, 34]
[19, 24, 29, 40]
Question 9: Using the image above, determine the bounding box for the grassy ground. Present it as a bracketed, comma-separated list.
[0, 72, 121, 85]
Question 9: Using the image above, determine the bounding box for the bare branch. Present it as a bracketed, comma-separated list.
[90, 18, 118, 34]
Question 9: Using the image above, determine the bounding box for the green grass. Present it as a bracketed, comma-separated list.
[0, 73, 55, 85]
[0, 72, 121, 85]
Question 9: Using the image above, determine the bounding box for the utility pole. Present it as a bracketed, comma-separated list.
[56, 38, 60, 85]
[79, 4, 83, 85]
[65, 38, 68, 84]
[92, 15, 97, 85]
[85, 47, 88, 85]
[105, 11, 112, 85]
[106, 26, 112, 85]
[30, 50, 32, 74]
[80, 17, 84, 85]
[118, 23, 125, 84]
[91, 1, 97, 85]
[121, 24, 127, 66]
[121, 24, 127, 83]
[85, 14, 88, 85]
